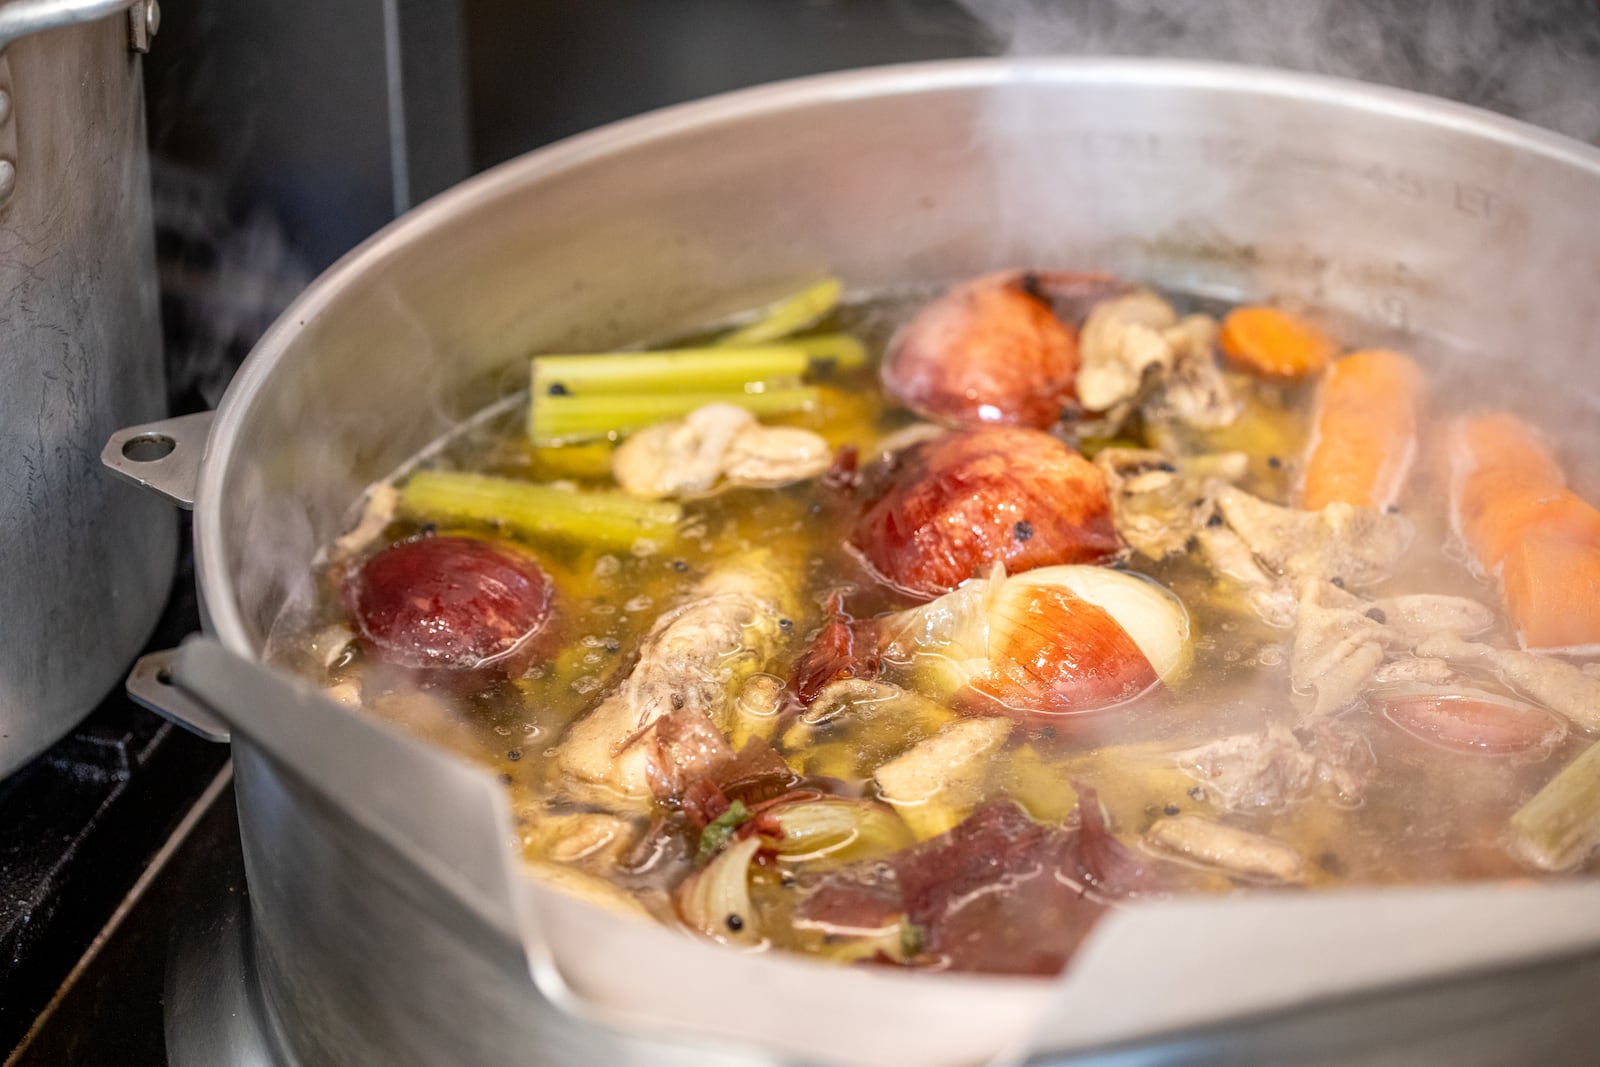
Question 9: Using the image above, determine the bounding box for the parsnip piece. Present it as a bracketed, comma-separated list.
[1143, 815, 1308, 885]
[874, 717, 1012, 839]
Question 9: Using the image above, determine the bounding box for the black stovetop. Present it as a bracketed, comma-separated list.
[0, 538, 230, 1067]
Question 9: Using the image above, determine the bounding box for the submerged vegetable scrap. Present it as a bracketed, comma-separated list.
[848, 426, 1118, 597]
[288, 272, 1600, 979]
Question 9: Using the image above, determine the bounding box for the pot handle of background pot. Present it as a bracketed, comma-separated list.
[0, 0, 160, 54]
[102, 410, 213, 510]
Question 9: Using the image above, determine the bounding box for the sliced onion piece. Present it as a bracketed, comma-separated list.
[766, 799, 916, 864]
[675, 834, 764, 946]
[344, 535, 555, 675]
[883, 565, 1190, 719]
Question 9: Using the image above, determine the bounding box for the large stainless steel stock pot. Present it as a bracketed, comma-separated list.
[109, 59, 1600, 1066]
[0, 0, 171, 777]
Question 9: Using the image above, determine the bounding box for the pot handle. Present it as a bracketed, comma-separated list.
[126, 646, 232, 741]
[0, 0, 160, 54]
[168, 638, 525, 942]
[102, 410, 214, 510]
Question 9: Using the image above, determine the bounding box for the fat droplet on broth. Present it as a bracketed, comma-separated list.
[624, 595, 654, 613]
[572, 675, 601, 694]
[593, 554, 621, 579]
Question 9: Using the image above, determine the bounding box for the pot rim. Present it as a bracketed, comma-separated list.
[194, 54, 1600, 652]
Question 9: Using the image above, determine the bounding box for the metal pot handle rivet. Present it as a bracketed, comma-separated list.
[102, 410, 214, 510]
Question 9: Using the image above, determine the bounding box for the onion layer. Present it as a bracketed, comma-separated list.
[881, 271, 1078, 429]
[849, 427, 1118, 597]
[882, 565, 1189, 719]
[345, 535, 555, 675]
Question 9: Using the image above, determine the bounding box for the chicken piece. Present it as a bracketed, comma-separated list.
[1291, 579, 1387, 717]
[1179, 724, 1313, 813]
[1372, 656, 1459, 687]
[1368, 594, 1497, 645]
[329, 482, 399, 560]
[555, 562, 787, 802]
[1076, 290, 1179, 415]
[1214, 486, 1413, 588]
[1180, 720, 1372, 812]
[873, 717, 1013, 839]
[1147, 314, 1239, 430]
[1415, 636, 1600, 733]
[1142, 815, 1307, 884]
[612, 403, 830, 499]
[1300, 717, 1377, 803]
[1194, 525, 1298, 628]
[1094, 447, 1247, 560]
[524, 812, 638, 866]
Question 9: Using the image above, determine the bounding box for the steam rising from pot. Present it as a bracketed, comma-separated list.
[956, 0, 1600, 147]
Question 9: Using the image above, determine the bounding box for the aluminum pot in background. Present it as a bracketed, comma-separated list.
[113, 60, 1600, 1066]
[0, 0, 172, 778]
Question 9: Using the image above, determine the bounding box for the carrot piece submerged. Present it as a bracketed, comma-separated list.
[1448, 411, 1600, 652]
[1299, 349, 1425, 511]
[1220, 306, 1338, 380]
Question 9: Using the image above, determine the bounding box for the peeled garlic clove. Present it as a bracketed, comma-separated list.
[675, 834, 763, 945]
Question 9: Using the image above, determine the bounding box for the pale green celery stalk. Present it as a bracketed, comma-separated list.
[399, 470, 680, 549]
[721, 277, 843, 345]
[530, 334, 864, 397]
[529, 386, 820, 447]
[1510, 738, 1600, 871]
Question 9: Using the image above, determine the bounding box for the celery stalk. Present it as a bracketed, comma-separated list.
[530, 334, 864, 397]
[721, 278, 843, 345]
[399, 470, 680, 549]
[529, 386, 819, 446]
[1510, 739, 1600, 871]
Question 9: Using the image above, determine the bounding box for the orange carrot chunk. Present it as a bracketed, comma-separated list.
[1448, 411, 1600, 652]
[1219, 306, 1338, 380]
[1300, 349, 1425, 511]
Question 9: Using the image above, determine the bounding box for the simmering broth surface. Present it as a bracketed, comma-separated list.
[271, 283, 1600, 974]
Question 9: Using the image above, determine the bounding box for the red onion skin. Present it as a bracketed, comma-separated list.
[849, 427, 1118, 598]
[345, 535, 555, 676]
[965, 582, 1159, 721]
[882, 271, 1080, 430]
